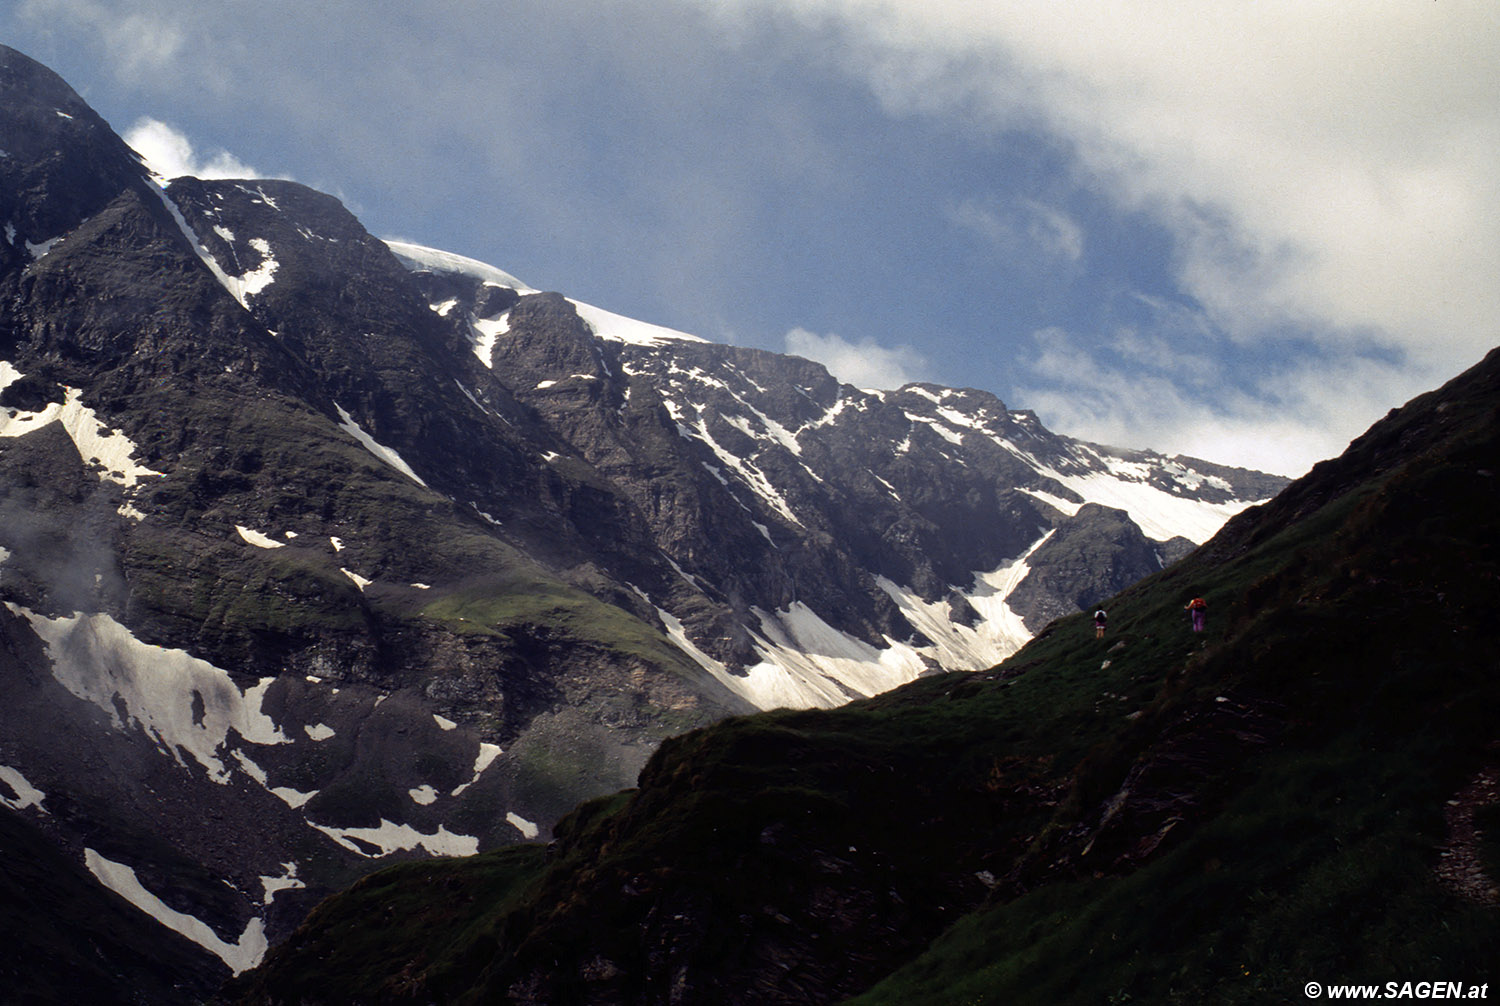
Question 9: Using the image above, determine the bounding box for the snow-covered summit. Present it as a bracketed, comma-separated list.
[386, 239, 704, 347]
[385, 239, 535, 293]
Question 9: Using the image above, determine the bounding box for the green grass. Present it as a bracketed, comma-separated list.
[419, 573, 708, 682]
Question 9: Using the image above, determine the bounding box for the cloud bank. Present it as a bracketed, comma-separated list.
[124, 118, 260, 181]
[784, 328, 928, 391]
[702, 0, 1500, 470]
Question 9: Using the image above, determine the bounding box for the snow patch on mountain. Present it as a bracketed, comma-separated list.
[340, 567, 373, 592]
[665, 400, 802, 526]
[450, 742, 503, 797]
[743, 603, 929, 708]
[385, 239, 535, 292]
[0, 763, 47, 813]
[309, 819, 479, 858]
[10, 606, 289, 783]
[1036, 465, 1248, 543]
[259, 862, 305, 905]
[507, 812, 540, 839]
[84, 848, 268, 975]
[647, 590, 926, 710]
[334, 404, 429, 489]
[471, 311, 510, 368]
[24, 235, 62, 260]
[0, 375, 163, 491]
[231, 237, 279, 301]
[154, 188, 279, 309]
[877, 533, 1052, 672]
[236, 525, 285, 549]
[569, 299, 706, 347]
[229, 749, 317, 808]
[642, 533, 1059, 710]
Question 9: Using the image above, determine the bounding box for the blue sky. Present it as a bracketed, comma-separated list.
[6, 1, 1497, 475]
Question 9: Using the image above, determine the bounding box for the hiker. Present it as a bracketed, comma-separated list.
[1186, 596, 1207, 633]
[1093, 608, 1108, 639]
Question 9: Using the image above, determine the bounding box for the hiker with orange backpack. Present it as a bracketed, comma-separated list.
[1186, 596, 1207, 633]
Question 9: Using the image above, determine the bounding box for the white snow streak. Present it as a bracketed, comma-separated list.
[1035, 467, 1248, 543]
[25, 236, 62, 260]
[384, 240, 534, 292]
[153, 188, 278, 309]
[84, 849, 268, 975]
[340, 567, 373, 592]
[310, 819, 478, 858]
[230, 749, 317, 808]
[650, 596, 924, 711]
[259, 863, 305, 905]
[570, 299, 705, 347]
[876, 532, 1053, 673]
[450, 742, 503, 797]
[334, 404, 428, 489]
[471, 311, 510, 368]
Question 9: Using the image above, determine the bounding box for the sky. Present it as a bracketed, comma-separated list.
[5, 1, 1497, 476]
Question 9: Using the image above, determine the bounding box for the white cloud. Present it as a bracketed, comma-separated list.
[784, 327, 928, 391]
[17, 0, 189, 79]
[123, 118, 260, 181]
[1017, 327, 1419, 476]
[702, 0, 1500, 390]
[946, 196, 1084, 265]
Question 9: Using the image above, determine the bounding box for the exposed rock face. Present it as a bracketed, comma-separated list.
[0, 44, 1286, 998]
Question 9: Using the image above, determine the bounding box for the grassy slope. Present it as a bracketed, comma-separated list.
[228, 351, 1500, 1004]
[853, 403, 1500, 1002]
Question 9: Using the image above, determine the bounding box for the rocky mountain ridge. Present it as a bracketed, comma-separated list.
[0, 44, 1284, 996]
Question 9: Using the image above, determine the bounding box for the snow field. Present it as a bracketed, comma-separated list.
[385, 239, 534, 292]
[12, 606, 288, 783]
[639, 532, 1058, 710]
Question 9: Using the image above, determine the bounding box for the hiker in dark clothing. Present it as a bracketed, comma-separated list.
[1093, 608, 1108, 639]
[1186, 596, 1207, 633]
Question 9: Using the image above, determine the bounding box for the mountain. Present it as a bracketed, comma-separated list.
[227, 345, 1500, 1004]
[0, 44, 1284, 996]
